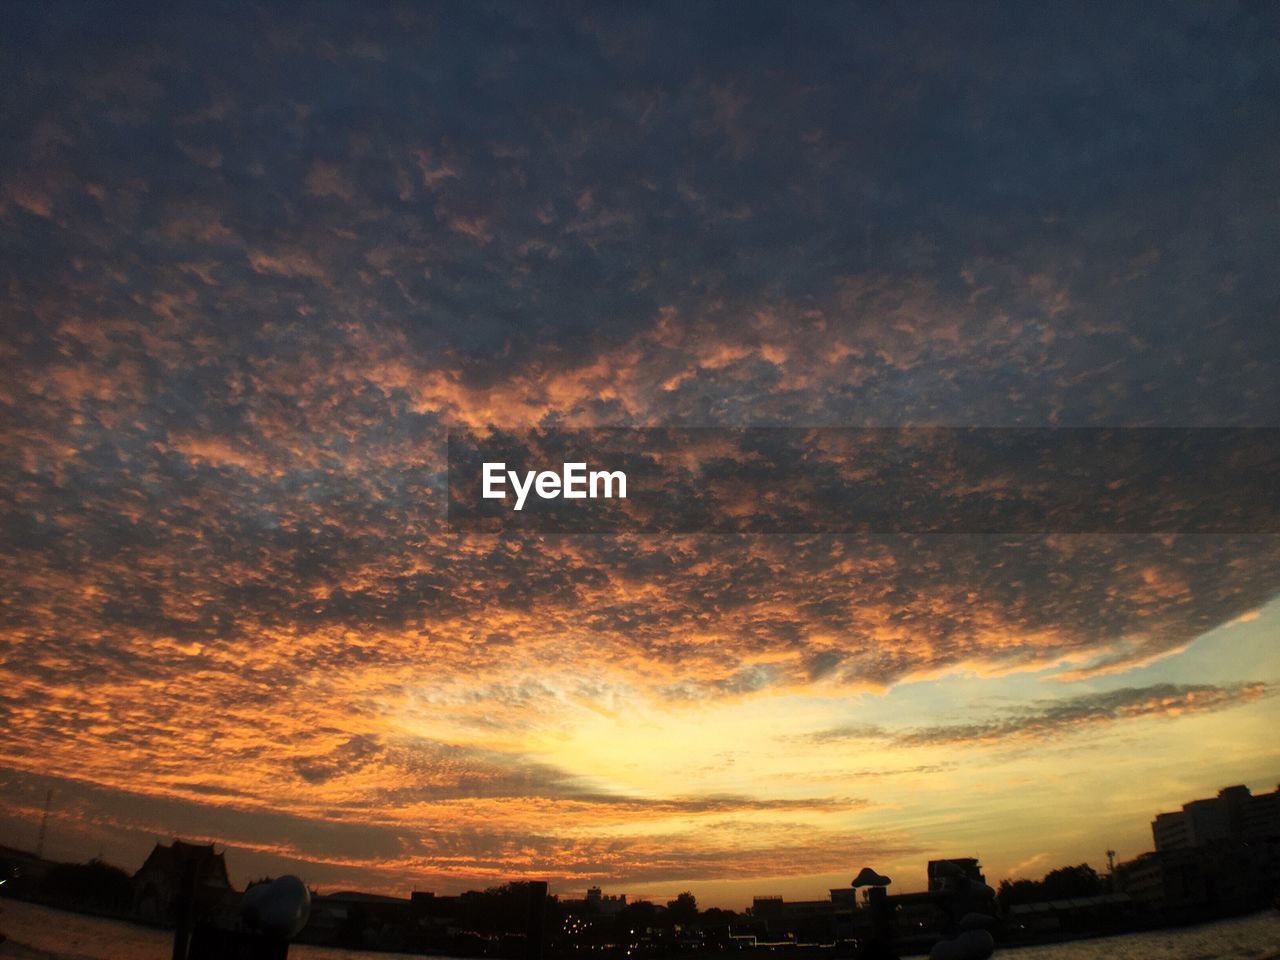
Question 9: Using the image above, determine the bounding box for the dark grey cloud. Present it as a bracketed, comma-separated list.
[2, 1, 1278, 426]
[809, 682, 1272, 748]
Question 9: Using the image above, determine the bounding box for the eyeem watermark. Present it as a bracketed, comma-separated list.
[482, 462, 627, 511]
[448, 428, 1280, 533]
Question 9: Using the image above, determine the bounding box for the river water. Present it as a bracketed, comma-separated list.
[0, 898, 426, 960]
[0, 899, 1277, 960]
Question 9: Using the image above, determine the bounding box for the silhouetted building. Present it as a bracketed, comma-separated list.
[746, 887, 862, 944]
[585, 885, 627, 915]
[1118, 784, 1280, 918]
[1116, 844, 1264, 915]
[750, 895, 785, 918]
[303, 890, 421, 949]
[1152, 784, 1280, 851]
[132, 840, 231, 924]
[827, 887, 857, 938]
[1004, 893, 1132, 937]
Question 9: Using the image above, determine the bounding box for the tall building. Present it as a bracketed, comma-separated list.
[584, 885, 627, 915]
[1151, 784, 1280, 851]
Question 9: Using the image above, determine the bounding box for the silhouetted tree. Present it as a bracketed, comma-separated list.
[998, 863, 1103, 908]
[666, 891, 698, 925]
[615, 899, 658, 932]
[1041, 864, 1102, 900]
[453, 882, 534, 932]
[996, 878, 1042, 907]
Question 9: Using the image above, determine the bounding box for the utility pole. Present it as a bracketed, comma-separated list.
[36, 789, 52, 859]
[1106, 848, 1116, 891]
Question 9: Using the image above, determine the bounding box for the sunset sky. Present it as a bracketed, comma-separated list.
[1, 2, 1278, 908]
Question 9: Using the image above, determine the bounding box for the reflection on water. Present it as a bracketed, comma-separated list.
[998, 911, 1280, 959]
[1, 899, 1277, 960]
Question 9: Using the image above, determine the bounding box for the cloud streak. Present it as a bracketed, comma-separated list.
[810, 682, 1271, 748]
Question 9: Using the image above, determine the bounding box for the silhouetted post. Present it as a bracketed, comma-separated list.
[526, 880, 548, 960]
[851, 867, 897, 960]
[864, 887, 897, 960]
[172, 857, 197, 960]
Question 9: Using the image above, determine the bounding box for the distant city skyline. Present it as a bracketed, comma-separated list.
[1, 2, 1278, 911]
[9, 747, 1280, 909]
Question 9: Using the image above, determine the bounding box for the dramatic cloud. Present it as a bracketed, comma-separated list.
[1, 1, 1277, 899]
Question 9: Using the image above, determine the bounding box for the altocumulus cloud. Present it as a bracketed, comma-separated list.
[1, 0, 1278, 891]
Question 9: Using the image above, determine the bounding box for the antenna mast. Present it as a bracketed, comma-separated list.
[36, 789, 53, 859]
